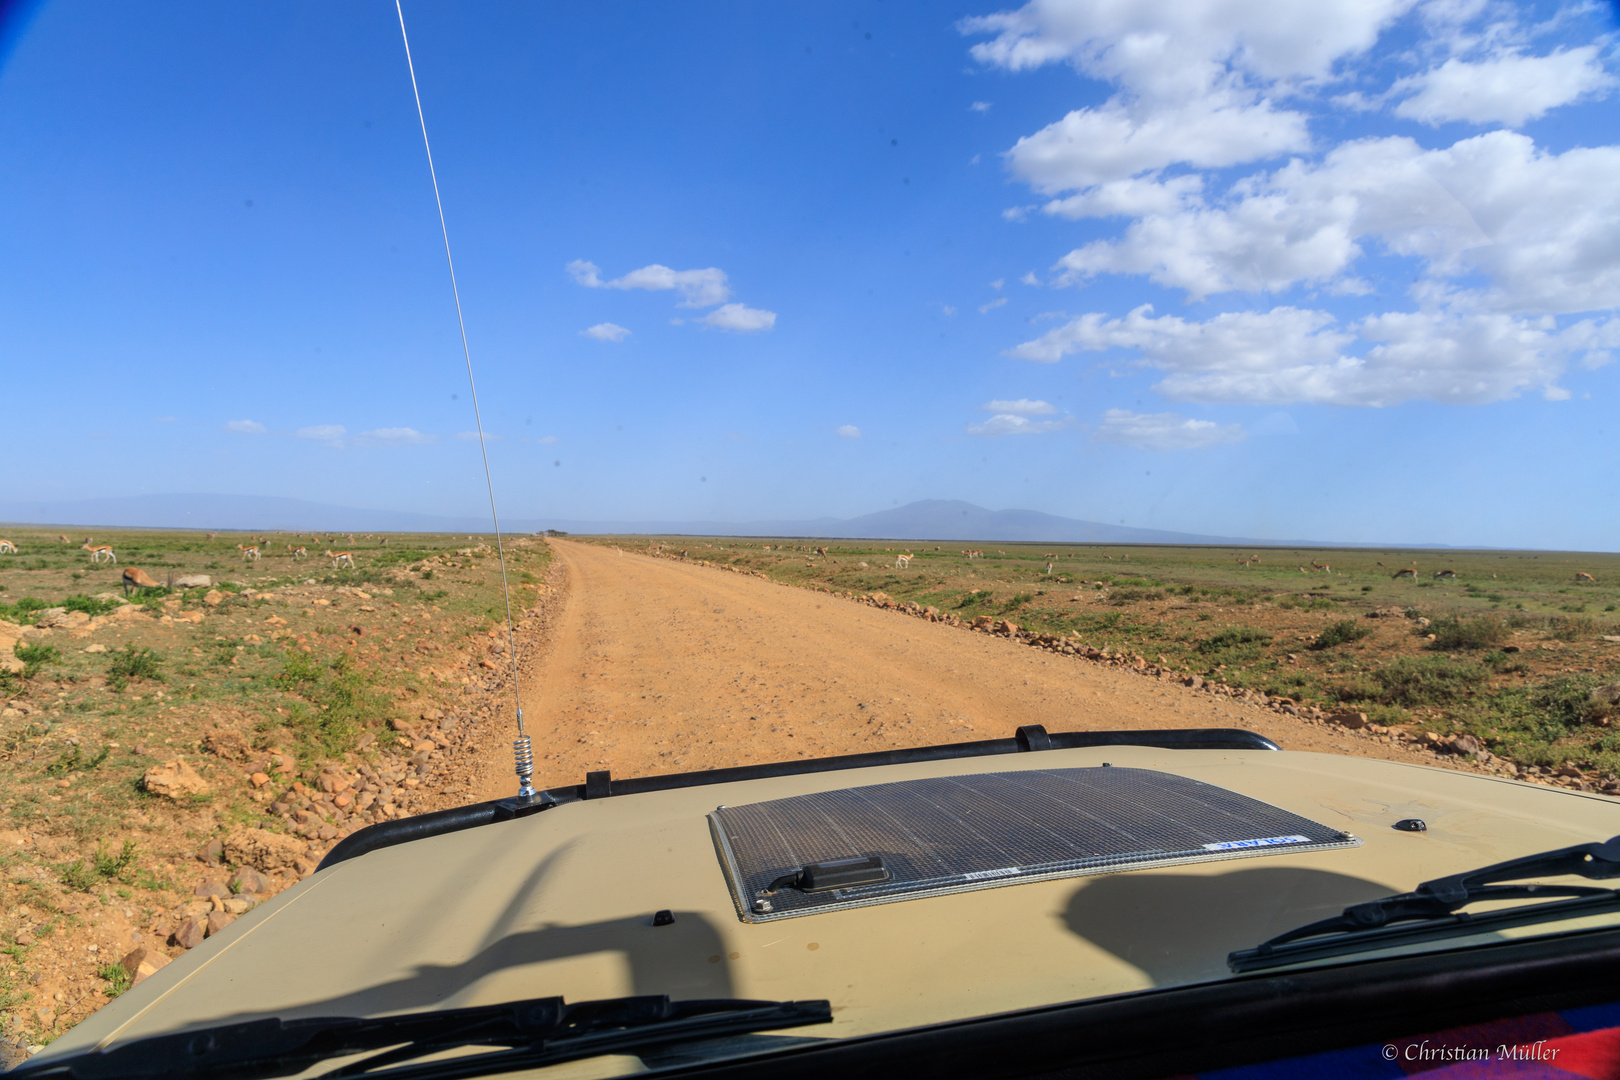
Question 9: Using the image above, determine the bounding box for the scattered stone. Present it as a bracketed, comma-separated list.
[203, 729, 252, 761]
[143, 758, 212, 800]
[1328, 711, 1369, 730]
[223, 828, 307, 873]
[83, 643, 108, 654]
[1589, 683, 1620, 708]
[205, 911, 236, 937]
[120, 946, 171, 986]
[194, 879, 229, 898]
[1182, 675, 1204, 689]
[174, 574, 212, 588]
[202, 590, 224, 607]
[421, 708, 443, 722]
[1445, 734, 1485, 757]
[250, 771, 270, 788]
[231, 867, 272, 895]
[172, 917, 206, 949]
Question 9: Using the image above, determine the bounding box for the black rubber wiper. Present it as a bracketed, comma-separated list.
[1229, 835, 1620, 973]
[11, 994, 833, 1080]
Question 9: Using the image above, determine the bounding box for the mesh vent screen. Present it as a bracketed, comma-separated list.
[710, 767, 1358, 922]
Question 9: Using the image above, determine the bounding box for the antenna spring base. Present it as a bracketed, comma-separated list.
[514, 735, 537, 801]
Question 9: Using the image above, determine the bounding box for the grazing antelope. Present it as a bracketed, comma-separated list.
[1392, 567, 1418, 580]
[0, 540, 15, 555]
[1433, 569, 1457, 580]
[83, 543, 115, 564]
[58, 534, 70, 544]
[206, 533, 217, 541]
[1311, 561, 1331, 573]
[327, 550, 355, 569]
[1045, 562, 1054, 576]
[815, 547, 828, 557]
[121, 567, 161, 596]
[288, 545, 308, 559]
[895, 553, 912, 569]
[1576, 572, 1597, 583]
[238, 544, 260, 562]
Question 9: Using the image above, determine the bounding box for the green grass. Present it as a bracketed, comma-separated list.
[106, 645, 163, 690]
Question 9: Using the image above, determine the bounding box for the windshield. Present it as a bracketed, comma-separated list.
[2, 0, 1619, 1075]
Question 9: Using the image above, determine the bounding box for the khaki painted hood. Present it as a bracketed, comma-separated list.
[37, 747, 1620, 1069]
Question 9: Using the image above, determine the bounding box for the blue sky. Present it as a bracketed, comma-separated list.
[1, 0, 1616, 548]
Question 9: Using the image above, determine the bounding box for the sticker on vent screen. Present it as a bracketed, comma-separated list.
[708, 767, 1360, 922]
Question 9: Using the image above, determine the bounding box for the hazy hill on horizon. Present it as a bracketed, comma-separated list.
[0, 493, 1445, 548]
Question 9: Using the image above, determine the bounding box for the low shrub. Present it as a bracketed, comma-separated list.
[107, 645, 163, 689]
[1355, 656, 1488, 707]
[1312, 619, 1371, 650]
[1428, 615, 1509, 651]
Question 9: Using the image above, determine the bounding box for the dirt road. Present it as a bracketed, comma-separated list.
[472, 540, 1436, 800]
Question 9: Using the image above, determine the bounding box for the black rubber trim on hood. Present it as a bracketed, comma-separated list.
[318, 726, 1278, 870]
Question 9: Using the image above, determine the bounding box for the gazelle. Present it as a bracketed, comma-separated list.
[57, 534, 70, 544]
[895, 552, 912, 569]
[327, 550, 355, 569]
[83, 542, 115, 563]
[965, 550, 983, 559]
[0, 540, 15, 554]
[238, 544, 260, 562]
[1433, 569, 1457, 580]
[288, 545, 308, 559]
[1311, 561, 1331, 573]
[121, 567, 161, 596]
[1576, 572, 1597, 583]
[1392, 567, 1418, 580]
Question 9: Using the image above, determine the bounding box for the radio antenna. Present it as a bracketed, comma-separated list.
[394, 0, 536, 803]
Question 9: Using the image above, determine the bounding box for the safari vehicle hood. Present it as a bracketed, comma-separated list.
[30, 736, 1620, 1073]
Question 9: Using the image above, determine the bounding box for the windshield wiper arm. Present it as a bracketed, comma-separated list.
[1229, 835, 1620, 973]
[11, 995, 833, 1080]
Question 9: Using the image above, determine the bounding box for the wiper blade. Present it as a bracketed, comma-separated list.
[1229, 835, 1620, 973]
[11, 995, 833, 1080]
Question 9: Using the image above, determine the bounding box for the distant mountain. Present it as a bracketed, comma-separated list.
[0, 493, 1372, 547]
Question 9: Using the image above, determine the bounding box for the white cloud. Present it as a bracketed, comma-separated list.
[295, 424, 346, 447]
[223, 419, 265, 435]
[582, 322, 630, 342]
[967, 412, 1072, 436]
[961, 0, 1411, 87]
[1010, 303, 1604, 407]
[971, 101, 992, 112]
[990, 278, 1005, 289]
[1005, 96, 1310, 192]
[1042, 174, 1203, 220]
[982, 398, 1058, 414]
[567, 259, 731, 307]
[1020, 271, 1040, 285]
[1092, 409, 1246, 450]
[359, 427, 434, 446]
[536, 435, 560, 444]
[1045, 132, 1620, 312]
[836, 425, 862, 439]
[979, 297, 1009, 313]
[702, 303, 777, 332]
[1393, 46, 1615, 127]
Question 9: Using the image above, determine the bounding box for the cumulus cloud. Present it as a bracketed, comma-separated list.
[581, 322, 630, 342]
[567, 260, 730, 307]
[967, 413, 1072, 436]
[295, 425, 346, 447]
[982, 398, 1058, 415]
[836, 425, 862, 439]
[979, 297, 1008, 313]
[1392, 47, 1615, 128]
[359, 427, 434, 447]
[1046, 133, 1620, 311]
[702, 303, 777, 332]
[223, 419, 266, 435]
[971, 101, 992, 112]
[1010, 303, 1606, 407]
[536, 434, 560, 444]
[1004, 97, 1309, 192]
[1092, 409, 1246, 450]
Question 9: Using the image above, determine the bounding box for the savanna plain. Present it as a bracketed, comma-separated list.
[2, 526, 1618, 1056]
